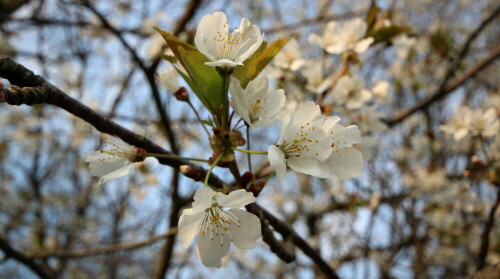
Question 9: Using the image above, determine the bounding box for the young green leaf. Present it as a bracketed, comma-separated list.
[232, 38, 291, 88]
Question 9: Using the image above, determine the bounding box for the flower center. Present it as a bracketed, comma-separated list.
[279, 123, 320, 157]
[211, 22, 253, 61]
[200, 206, 241, 246]
[249, 98, 267, 120]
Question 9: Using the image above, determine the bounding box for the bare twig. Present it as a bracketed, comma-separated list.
[386, 45, 500, 127]
[28, 228, 178, 259]
[476, 188, 500, 271]
[82, 1, 179, 154]
[0, 237, 55, 279]
[385, 5, 500, 127]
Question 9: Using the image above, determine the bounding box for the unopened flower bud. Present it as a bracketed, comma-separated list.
[180, 165, 204, 181]
[248, 180, 266, 197]
[174, 86, 189, 102]
[240, 171, 254, 186]
[228, 130, 246, 147]
[132, 147, 147, 162]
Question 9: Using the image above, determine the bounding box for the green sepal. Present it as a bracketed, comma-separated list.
[233, 38, 291, 88]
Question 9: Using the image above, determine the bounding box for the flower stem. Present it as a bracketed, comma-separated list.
[204, 153, 224, 186]
[263, 171, 276, 183]
[246, 125, 252, 172]
[231, 147, 268, 155]
[146, 153, 209, 163]
[220, 72, 231, 135]
[187, 99, 211, 137]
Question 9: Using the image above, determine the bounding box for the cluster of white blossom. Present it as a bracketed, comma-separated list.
[84, 11, 371, 268]
[440, 105, 499, 141]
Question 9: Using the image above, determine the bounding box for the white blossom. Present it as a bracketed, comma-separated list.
[309, 18, 373, 55]
[269, 102, 364, 180]
[157, 67, 180, 92]
[393, 35, 417, 59]
[268, 102, 332, 180]
[468, 107, 499, 138]
[319, 116, 364, 179]
[178, 186, 261, 268]
[301, 60, 333, 94]
[85, 135, 145, 185]
[194, 11, 264, 69]
[330, 74, 372, 109]
[272, 39, 305, 71]
[440, 105, 472, 141]
[371, 80, 391, 104]
[230, 77, 285, 128]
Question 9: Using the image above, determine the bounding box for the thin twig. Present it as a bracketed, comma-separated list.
[28, 228, 178, 259]
[476, 187, 500, 271]
[82, 1, 179, 154]
[385, 5, 500, 127]
[0, 237, 55, 279]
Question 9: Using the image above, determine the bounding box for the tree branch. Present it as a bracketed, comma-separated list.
[0, 55, 224, 188]
[82, 0, 179, 154]
[247, 204, 340, 279]
[27, 228, 178, 259]
[476, 187, 500, 271]
[0, 237, 55, 279]
[385, 5, 500, 127]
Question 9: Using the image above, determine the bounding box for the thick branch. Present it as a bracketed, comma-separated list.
[246, 204, 296, 263]
[0, 55, 224, 188]
[247, 204, 340, 279]
[0, 237, 55, 279]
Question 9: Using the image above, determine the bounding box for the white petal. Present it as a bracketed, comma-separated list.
[196, 229, 231, 268]
[328, 148, 364, 179]
[216, 189, 255, 208]
[205, 59, 242, 68]
[308, 33, 324, 48]
[85, 150, 109, 163]
[191, 186, 214, 213]
[195, 12, 228, 61]
[326, 44, 347, 54]
[230, 77, 251, 125]
[88, 156, 129, 176]
[178, 210, 205, 248]
[232, 25, 264, 64]
[354, 37, 374, 54]
[330, 125, 362, 146]
[97, 164, 132, 185]
[287, 157, 331, 178]
[268, 145, 287, 181]
[284, 102, 321, 139]
[227, 209, 261, 249]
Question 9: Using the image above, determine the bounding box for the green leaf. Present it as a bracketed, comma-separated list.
[153, 27, 196, 60]
[178, 46, 224, 113]
[365, 1, 380, 32]
[154, 27, 225, 114]
[369, 25, 411, 44]
[430, 29, 455, 59]
[201, 120, 213, 127]
[160, 54, 177, 64]
[233, 38, 291, 88]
